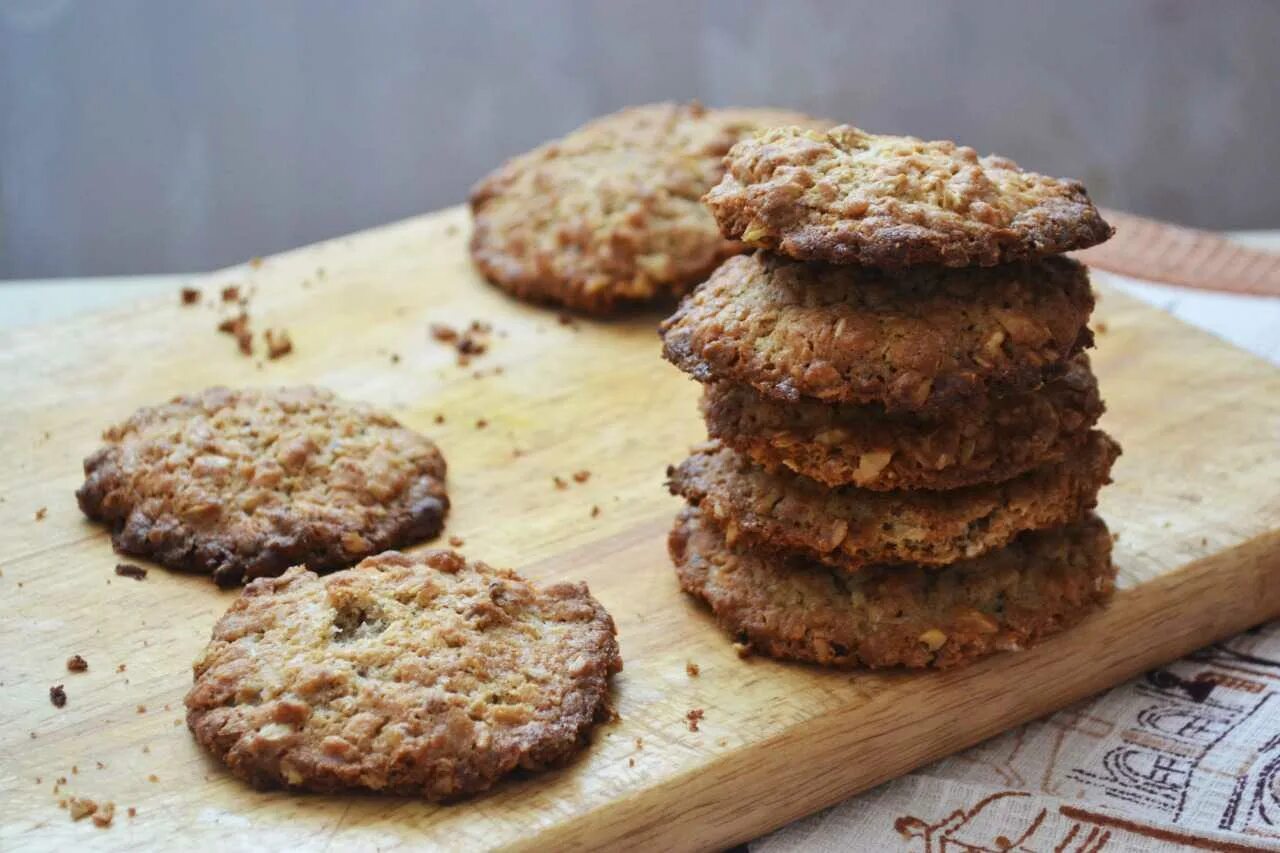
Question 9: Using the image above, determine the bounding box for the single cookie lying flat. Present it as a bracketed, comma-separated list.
[186, 549, 621, 799]
[660, 252, 1094, 413]
[669, 432, 1118, 572]
[704, 124, 1113, 268]
[469, 102, 821, 314]
[77, 386, 449, 587]
[701, 354, 1104, 490]
[670, 506, 1114, 669]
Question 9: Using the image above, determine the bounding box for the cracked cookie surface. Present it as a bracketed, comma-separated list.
[77, 386, 449, 586]
[669, 433, 1118, 572]
[469, 102, 822, 314]
[701, 354, 1104, 490]
[704, 124, 1112, 268]
[670, 506, 1114, 669]
[660, 252, 1094, 413]
[186, 550, 621, 798]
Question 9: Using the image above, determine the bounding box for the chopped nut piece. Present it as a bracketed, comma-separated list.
[919, 628, 948, 651]
[66, 655, 88, 673]
[49, 685, 66, 708]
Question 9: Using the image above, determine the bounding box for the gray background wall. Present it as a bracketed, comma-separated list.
[2, 0, 1278, 279]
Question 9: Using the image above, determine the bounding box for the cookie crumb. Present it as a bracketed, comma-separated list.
[35, 507, 47, 521]
[685, 661, 700, 677]
[68, 796, 98, 821]
[92, 802, 116, 828]
[1095, 320, 1108, 335]
[733, 641, 753, 659]
[390, 353, 401, 364]
[180, 287, 200, 305]
[116, 663, 127, 673]
[557, 313, 579, 329]
[433, 414, 445, 425]
[448, 536, 465, 548]
[628, 757, 635, 767]
[429, 323, 458, 343]
[248, 257, 263, 269]
[66, 655, 88, 673]
[572, 470, 591, 484]
[147, 774, 158, 783]
[264, 328, 293, 359]
[220, 285, 240, 303]
[635, 737, 644, 749]
[127, 807, 137, 818]
[553, 476, 568, 490]
[686, 708, 704, 732]
[475, 418, 488, 429]
[590, 505, 601, 518]
[115, 563, 147, 581]
[136, 705, 146, 714]
[49, 685, 66, 708]
[217, 311, 254, 356]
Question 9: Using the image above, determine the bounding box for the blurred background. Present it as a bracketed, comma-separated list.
[3, 0, 1278, 278]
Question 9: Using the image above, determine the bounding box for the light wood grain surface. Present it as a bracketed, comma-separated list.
[1, 207, 1278, 851]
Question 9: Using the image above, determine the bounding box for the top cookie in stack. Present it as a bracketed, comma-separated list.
[661, 124, 1119, 670]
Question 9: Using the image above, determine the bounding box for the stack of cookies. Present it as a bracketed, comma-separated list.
[660, 124, 1119, 669]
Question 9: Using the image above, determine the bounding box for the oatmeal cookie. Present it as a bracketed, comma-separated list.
[701, 354, 1103, 490]
[186, 550, 620, 798]
[660, 252, 1094, 413]
[469, 102, 822, 314]
[669, 432, 1118, 572]
[670, 506, 1114, 669]
[704, 124, 1112, 268]
[77, 386, 449, 587]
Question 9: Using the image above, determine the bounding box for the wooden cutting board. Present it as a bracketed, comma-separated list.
[2, 207, 1278, 852]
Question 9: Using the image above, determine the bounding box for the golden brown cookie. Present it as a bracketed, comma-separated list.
[469, 102, 822, 314]
[186, 550, 621, 798]
[701, 354, 1104, 490]
[669, 432, 1118, 572]
[660, 252, 1094, 413]
[704, 124, 1113, 268]
[77, 386, 449, 587]
[670, 506, 1114, 669]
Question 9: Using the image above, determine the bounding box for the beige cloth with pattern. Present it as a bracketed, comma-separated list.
[755, 620, 1280, 852]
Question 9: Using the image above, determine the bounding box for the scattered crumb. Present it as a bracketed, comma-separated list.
[557, 313, 579, 329]
[217, 311, 254, 356]
[686, 661, 700, 677]
[635, 737, 644, 749]
[116, 664, 127, 673]
[1095, 320, 1108, 335]
[389, 353, 401, 364]
[475, 419, 488, 430]
[72, 765, 79, 774]
[448, 535, 465, 548]
[35, 507, 47, 521]
[264, 328, 293, 359]
[66, 655, 88, 673]
[733, 641, 752, 659]
[429, 323, 458, 343]
[512, 448, 525, 459]
[444, 223, 459, 237]
[96, 761, 105, 769]
[115, 563, 147, 581]
[572, 470, 591, 484]
[220, 285, 240, 303]
[92, 802, 115, 828]
[248, 257, 263, 269]
[628, 757, 635, 767]
[590, 505, 601, 518]
[553, 476, 568, 490]
[68, 796, 98, 821]
[147, 774, 158, 783]
[49, 685, 66, 708]
[1201, 536, 1208, 546]
[686, 708, 705, 732]
[136, 705, 146, 714]
[127, 807, 137, 818]
[180, 287, 200, 305]
[141, 745, 149, 754]
[433, 414, 445, 424]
